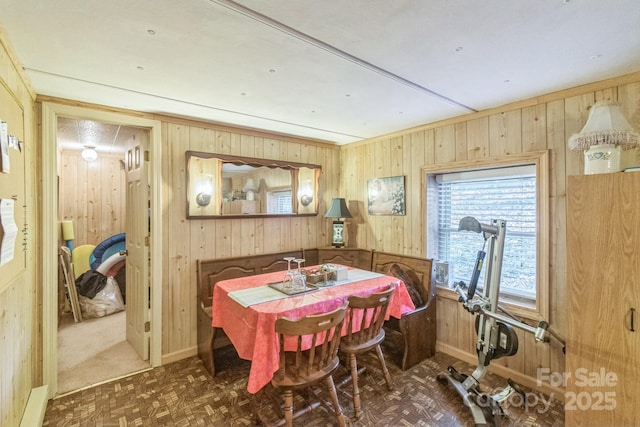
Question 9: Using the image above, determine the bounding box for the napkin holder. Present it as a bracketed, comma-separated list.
[325, 264, 348, 281]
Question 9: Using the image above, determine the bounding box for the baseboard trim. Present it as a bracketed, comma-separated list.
[20, 385, 49, 427]
[161, 346, 197, 365]
[436, 342, 565, 401]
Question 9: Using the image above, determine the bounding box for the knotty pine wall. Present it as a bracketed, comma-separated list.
[339, 72, 640, 395]
[58, 151, 127, 246]
[160, 122, 340, 359]
[0, 33, 38, 427]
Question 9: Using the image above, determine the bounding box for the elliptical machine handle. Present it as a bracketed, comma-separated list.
[467, 250, 485, 299]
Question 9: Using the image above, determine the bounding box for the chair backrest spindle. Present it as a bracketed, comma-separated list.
[344, 284, 396, 347]
[275, 302, 348, 382]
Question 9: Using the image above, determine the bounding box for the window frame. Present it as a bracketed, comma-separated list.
[267, 188, 293, 214]
[423, 151, 549, 321]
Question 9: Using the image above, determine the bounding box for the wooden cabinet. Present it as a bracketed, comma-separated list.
[566, 173, 640, 426]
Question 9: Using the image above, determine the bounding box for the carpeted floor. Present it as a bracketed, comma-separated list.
[43, 330, 564, 426]
[57, 310, 151, 395]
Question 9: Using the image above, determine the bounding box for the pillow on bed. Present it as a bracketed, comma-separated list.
[388, 263, 424, 307]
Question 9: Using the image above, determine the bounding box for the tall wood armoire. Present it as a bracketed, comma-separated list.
[566, 172, 640, 426]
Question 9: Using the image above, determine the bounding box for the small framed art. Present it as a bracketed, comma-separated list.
[367, 176, 405, 215]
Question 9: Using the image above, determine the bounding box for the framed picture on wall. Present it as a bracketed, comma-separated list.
[367, 175, 405, 215]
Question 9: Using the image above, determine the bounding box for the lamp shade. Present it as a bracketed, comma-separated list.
[243, 178, 256, 192]
[568, 101, 639, 151]
[325, 198, 352, 219]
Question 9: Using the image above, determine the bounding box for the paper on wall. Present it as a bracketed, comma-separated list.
[0, 199, 18, 266]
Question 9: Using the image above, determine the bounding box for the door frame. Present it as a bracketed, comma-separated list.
[41, 102, 163, 398]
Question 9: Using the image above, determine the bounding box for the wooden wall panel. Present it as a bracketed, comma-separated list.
[160, 122, 340, 358]
[59, 151, 126, 246]
[339, 73, 640, 395]
[164, 124, 193, 355]
[0, 33, 37, 427]
[466, 117, 489, 159]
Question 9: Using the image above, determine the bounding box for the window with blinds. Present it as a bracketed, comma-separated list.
[436, 165, 537, 303]
[268, 190, 292, 214]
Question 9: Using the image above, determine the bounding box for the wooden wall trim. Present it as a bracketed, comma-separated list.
[19, 386, 48, 427]
[154, 113, 340, 149]
[36, 95, 154, 119]
[161, 346, 198, 366]
[423, 150, 550, 320]
[36, 95, 340, 149]
[0, 28, 36, 99]
[345, 70, 640, 148]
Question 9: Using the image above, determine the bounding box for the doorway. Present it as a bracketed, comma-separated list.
[42, 103, 163, 399]
[56, 118, 150, 394]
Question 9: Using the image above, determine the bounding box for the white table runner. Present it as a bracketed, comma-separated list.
[228, 269, 385, 308]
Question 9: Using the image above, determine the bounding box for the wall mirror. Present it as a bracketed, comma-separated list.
[186, 151, 321, 218]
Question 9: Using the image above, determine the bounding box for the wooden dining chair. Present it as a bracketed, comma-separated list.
[339, 283, 396, 420]
[255, 301, 348, 427]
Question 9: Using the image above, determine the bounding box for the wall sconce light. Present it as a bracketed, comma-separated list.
[325, 198, 353, 247]
[195, 177, 213, 207]
[297, 179, 314, 206]
[195, 192, 212, 207]
[81, 146, 98, 162]
[568, 101, 639, 174]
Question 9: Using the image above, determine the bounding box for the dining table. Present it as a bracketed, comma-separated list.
[211, 265, 416, 394]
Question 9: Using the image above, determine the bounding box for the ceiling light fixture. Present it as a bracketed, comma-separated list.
[81, 146, 98, 162]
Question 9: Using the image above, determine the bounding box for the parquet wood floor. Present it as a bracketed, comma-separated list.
[43, 331, 564, 426]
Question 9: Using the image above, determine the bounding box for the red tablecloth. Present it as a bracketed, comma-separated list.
[211, 266, 415, 393]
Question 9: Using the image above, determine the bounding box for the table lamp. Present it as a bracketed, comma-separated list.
[568, 101, 639, 174]
[243, 178, 257, 201]
[325, 198, 352, 247]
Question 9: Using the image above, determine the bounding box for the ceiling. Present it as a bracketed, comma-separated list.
[1, 0, 639, 150]
[56, 117, 141, 155]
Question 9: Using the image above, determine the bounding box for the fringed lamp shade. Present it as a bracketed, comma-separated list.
[568, 101, 639, 151]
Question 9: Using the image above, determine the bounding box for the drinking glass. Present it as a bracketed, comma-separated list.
[282, 257, 296, 292]
[293, 259, 306, 291]
[284, 257, 295, 272]
[291, 271, 306, 292]
[294, 258, 305, 272]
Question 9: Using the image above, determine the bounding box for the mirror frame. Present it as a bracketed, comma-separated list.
[186, 151, 321, 219]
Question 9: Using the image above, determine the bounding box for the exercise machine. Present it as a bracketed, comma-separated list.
[437, 217, 563, 426]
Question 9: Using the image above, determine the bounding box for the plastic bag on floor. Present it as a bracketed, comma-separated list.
[79, 276, 125, 318]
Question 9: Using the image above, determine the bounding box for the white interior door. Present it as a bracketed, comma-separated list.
[124, 131, 150, 360]
[42, 103, 162, 398]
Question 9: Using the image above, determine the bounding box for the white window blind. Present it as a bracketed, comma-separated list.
[268, 190, 292, 214]
[436, 165, 537, 303]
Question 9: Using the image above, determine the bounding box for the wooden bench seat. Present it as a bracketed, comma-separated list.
[197, 248, 435, 376]
[371, 251, 436, 370]
[196, 249, 304, 376]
